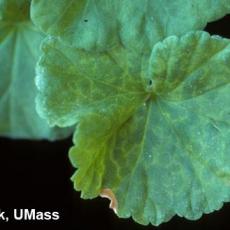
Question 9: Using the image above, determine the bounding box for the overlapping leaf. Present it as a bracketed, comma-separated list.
[0, 0, 72, 139]
[36, 31, 230, 225]
[31, 0, 230, 52]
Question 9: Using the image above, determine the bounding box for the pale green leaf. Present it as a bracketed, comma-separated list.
[31, 0, 230, 51]
[0, 0, 72, 139]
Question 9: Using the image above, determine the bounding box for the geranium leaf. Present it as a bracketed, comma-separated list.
[0, 0, 72, 139]
[31, 0, 230, 51]
[36, 31, 230, 225]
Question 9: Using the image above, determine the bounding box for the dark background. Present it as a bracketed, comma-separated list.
[0, 15, 229, 230]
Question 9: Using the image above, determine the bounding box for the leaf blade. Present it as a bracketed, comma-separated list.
[0, 0, 72, 139]
[70, 32, 230, 225]
[37, 31, 230, 225]
[31, 0, 230, 51]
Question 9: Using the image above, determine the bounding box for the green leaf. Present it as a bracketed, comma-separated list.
[0, 0, 72, 139]
[36, 37, 147, 127]
[36, 31, 230, 225]
[0, 0, 31, 22]
[31, 0, 230, 51]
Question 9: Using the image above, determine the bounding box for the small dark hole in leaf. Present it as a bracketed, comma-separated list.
[84, 19, 88, 22]
[148, 80, 153, 86]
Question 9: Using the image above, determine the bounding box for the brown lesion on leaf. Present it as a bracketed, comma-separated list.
[100, 188, 118, 214]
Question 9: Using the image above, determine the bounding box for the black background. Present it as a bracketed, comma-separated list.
[0, 15, 229, 230]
